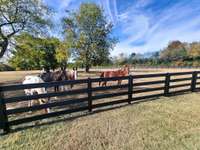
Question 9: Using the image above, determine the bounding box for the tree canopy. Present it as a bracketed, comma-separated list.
[63, 3, 116, 72]
[116, 40, 200, 67]
[160, 41, 187, 61]
[9, 33, 67, 70]
[55, 42, 71, 70]
[0, 0, 51, 58]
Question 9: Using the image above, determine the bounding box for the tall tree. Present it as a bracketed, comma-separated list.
[160, 40, 187, 61]
[0, 0, 51, 58]
[9, 33, 60, 70]
[63, 3, 116, 72]
[188, 42, 200, 58]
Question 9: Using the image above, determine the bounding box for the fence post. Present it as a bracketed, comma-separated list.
[128, 75, 133, 104]
[164, 73, 170, 96]
[191, 71, 197, 92]
[0, 87, 10, 133]
[87, 78, 92, 112]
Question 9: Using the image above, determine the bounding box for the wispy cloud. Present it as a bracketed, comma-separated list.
[135, 0, 153, 8]
[44, 0, 200, 55]
[112, 0, 200, 55]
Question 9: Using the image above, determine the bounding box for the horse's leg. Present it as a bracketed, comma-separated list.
[45, 98, 51, 113]
[119, 80, 122, 85]
[39, 98, 50, 113]
[117, 80, 121, 86]
[28, 92, 33, 108]
[28, 96, 31, 107]
[55, 86, 59, 92]
[54, 86, 58, 100]
[47, 97, 51, 111]
[29, 91, 36, 113]
[61, 85, 66, 91]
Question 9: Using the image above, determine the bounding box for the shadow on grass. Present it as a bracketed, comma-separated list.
[1, 97, 160, 135]
[1, 90, 192, 136]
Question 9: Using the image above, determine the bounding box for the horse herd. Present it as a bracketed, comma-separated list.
[22, 65, 130, 113]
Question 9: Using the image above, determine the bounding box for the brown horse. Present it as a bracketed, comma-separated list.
[40, 67, 78, 92]
[99, 65, 130, 86]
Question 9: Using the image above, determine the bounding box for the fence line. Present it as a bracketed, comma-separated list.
[1, 71, 200, 134]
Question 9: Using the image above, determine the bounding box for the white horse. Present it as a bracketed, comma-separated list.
[22, 75, 50, 113]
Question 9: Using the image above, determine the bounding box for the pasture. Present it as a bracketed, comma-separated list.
[1, 93, 200, 150]
[1, 67, 200, 111]
[1, 67, 200, 150]
[1, 67, 199, 84]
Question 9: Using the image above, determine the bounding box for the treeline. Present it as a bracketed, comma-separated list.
[112, 40, 200, 67]
[1, 1, 200, 71]
[0, 1, 115, 72]
[2, 40, 200, 71]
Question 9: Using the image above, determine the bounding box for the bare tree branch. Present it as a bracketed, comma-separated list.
[0, 0, 51, 58]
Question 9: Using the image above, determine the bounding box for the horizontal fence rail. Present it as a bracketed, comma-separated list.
[1, 79, 89, 92]
[1, 71, 200, 134]
[5, 88, 88, 104]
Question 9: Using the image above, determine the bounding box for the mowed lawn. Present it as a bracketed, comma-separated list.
[1, 93, 200, 150]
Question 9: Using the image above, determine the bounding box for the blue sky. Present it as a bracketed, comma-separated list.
[44, 0, 200, 56]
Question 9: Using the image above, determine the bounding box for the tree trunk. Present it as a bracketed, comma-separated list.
[0, 39, 8, 58]
[85, 65, 90, 72]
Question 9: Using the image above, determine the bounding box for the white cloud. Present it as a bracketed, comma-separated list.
[112, 0, 200, 55]
[44, 0, 200, 56]
[101, 0, 119, 24]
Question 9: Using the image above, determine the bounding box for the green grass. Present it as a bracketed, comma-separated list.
[1, 93, 200, 150]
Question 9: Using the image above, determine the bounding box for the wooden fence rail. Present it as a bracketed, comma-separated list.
[1, 71, 200, 134]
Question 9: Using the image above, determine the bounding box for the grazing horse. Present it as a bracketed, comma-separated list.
[39, 67, 78, 92]
[99, 65, 130, 86]
[22, 76, 50, 113]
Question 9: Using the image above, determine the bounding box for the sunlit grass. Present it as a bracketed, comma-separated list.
[1, 93, 200, 150]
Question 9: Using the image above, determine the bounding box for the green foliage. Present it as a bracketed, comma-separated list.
[55, 42, 70, 69]
[110, 40, 200, 67]
[187, 42, 200, 58]
[160, 41, 187, 61]
[0, 0, 51, 58]
[121, 41, 200, 68]
[63, 3, 116, 72]
[9, 33, 61, 70]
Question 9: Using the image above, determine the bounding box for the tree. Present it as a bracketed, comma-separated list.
[188, 42, 200, 58]
[9, 33, 60, 70]
[0, 0, 51, 58]
[63, 3, 116, 72]
[55, 42, 70, 70]
[160, 40, 187, 61]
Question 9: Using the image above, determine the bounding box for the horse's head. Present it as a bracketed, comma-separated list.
[39, 72, 53, 82]
[72, 67, 78, 80]
[123, 64, 130, 75]
[60, 70, 68, 81]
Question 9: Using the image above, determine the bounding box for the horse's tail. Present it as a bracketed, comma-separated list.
[99, 72, 104, 86]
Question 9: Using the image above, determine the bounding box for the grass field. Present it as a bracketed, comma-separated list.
[1, 67, 200, 84]
[1, 93, 200, 150]
[1, 68, 200, 149]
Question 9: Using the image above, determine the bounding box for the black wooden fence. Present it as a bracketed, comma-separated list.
[1, 71, 200, 134]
